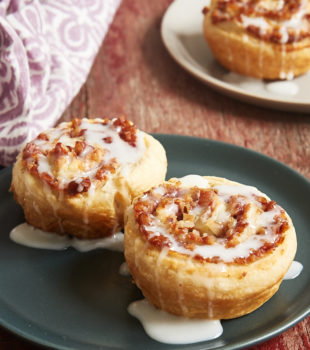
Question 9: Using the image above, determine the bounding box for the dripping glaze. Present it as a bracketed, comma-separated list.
[16, 116, 147, 237]
[134, 175, 289, 263]
[9, 174, 303, 345]
[10, 220, 303, 344]
[204, 0, 310, 79]
[22, 117, 145, 195]
[126, 175, 301, 344]
[128, 258, 301, 345]
[211, 0, 310, 45]
[128, 299, 223, 344]
[10, 223, 124, 252]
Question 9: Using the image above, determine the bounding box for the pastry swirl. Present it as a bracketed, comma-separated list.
[124, 175, 297, 319]
[11, 116, 167, 239]
[203, 0, 310, 79]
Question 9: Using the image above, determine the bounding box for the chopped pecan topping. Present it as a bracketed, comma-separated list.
[103, 136, 113, 144]
[74, 141, 86, 156]
[69, 118, 85, 138]
[66, 178, 91, 195]
[22, 142, 42, 159]
[51, 142, 69, 157]
[41, 172, 58, 189]
[202, 6, 209, 15]
[208, 0, 310, 44]
[134, 181, 289, 265]
[37, 133, 49, 141]
[22, 116, 140, 196]
[198, 189, 215, 207]
[113, 115, 137, 147]
[72, 118, 82, 128]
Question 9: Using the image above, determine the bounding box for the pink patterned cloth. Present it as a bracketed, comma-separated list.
[0, 0, 121, 166]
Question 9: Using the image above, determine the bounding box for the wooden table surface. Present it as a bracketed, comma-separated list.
[1, 0, 309, 349]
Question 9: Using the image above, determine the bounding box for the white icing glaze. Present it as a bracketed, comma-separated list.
[37, 154, 52, 175]
[31, 118, 145, 190]
[72, 234, 124, 252]
[128, 258, 302, 344]
[284, 261, 303, 280]
[119, 262, 131, 276]
[280, 44, 287, 79]
[266, 81, 299, 96]
[152, 186, 166, 196]
[11, 223, 70, 250]
[241, 15, 269, 35]
[24, 118, 146, 238]
[177, 269, 189, 315]
[178, 174, 209, 189]
[279, 0, 308, 37]
[163, 203, 179, 216]
[225, 35, 233, 63]
[42, 183, 65, 233]
[277, 0, 285, 11]
[10, 223, 124, 252]
[258, 40, 264, 78]
[214, 183, 263, 198]
[32, 201, 45, 230]
[142, 176, 286, 262]
[240, 0, 308, 44]
[128, 299, 223, 344]
[82, 187, 92, 225]
[145, 222, 276, 262]
[81, 119, 144, 167]
[222, 72, 263, 90]
[155, 248, 169, 309]
[243, 34, 250, 74]
[256, 207, 279, 227]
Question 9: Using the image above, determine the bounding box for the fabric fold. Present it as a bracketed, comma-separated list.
[0, 0, 121, 166]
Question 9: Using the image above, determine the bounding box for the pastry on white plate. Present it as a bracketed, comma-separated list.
[203, 0, 310, 79]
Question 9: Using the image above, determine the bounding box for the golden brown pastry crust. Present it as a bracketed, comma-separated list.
[11, 117, 167, 239]
[124, 176, 297, 319]
[203, 0, 310, 79]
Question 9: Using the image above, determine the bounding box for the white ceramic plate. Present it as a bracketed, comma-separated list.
[161, 0, 310, 113]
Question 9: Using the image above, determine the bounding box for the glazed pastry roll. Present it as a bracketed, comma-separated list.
[203, 0, 310, 79]
[124, 175, 297, 319]
[11, 116, 167, 239]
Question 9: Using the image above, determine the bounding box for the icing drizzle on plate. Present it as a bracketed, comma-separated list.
[8, 174, 304, 345]
[10, 223, 124, 252]
[22, 117, 145, 195]
[134, 175, 290, 264]
[128, 299, 223, 344]
[128, 261, 302, 345]
[9, 221, 303, 345]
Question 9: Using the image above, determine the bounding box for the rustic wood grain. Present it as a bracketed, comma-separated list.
[2, 0, 310, 348]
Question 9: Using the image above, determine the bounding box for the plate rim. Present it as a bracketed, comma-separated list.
[160, 0, 310, 112]
[0, 133, 309, 350]
[155, 133, 310, 185]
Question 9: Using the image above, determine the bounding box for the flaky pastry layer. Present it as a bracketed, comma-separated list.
[203, 0, 310, 79]
[124, 176, 297, 319]
[11, 118, 167, 239]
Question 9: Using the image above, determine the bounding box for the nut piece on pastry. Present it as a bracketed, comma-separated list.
[11, 116, 167, 239]
[124, 175, 297, 319]
[203, 0, 310, 80]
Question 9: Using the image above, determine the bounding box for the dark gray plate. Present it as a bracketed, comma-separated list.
[0, 134, 309, 350]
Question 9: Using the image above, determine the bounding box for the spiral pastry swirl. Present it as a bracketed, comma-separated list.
[11, 116, 167, 239]
[203, 0, 310, 79]
[124, 175, 297, 319]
